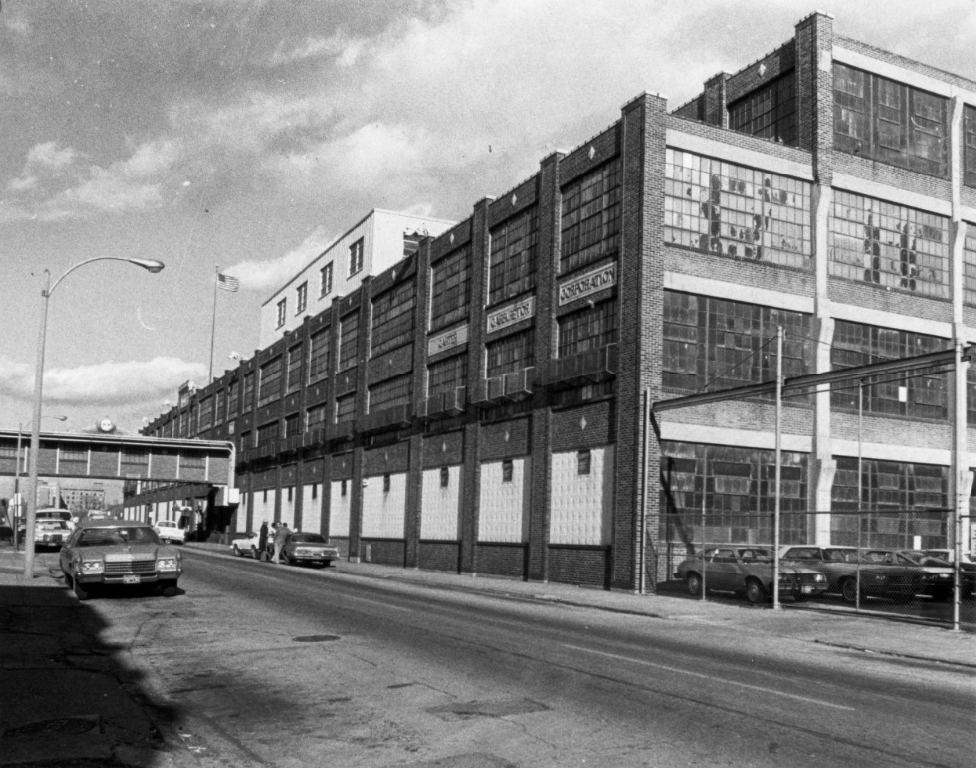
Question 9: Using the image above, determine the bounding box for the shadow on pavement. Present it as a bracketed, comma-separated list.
[0, 578, 178, 767]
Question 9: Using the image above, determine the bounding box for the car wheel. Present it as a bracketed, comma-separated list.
[686, 572, 703, 597]
[73, 576, 91, 601]
[159, 580, 178, 597]
[232, 544, 242, 557]
[281, 552, 292, 566]
[745, 579, 768, 604]
[251, 546, 260, 560]
[840, 578, 861, 603]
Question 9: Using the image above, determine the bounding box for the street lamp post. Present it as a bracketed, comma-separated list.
[24, 257, 164, 577]
[13, 416, 67, 550]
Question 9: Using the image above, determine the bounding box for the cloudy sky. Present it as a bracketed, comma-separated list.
[2, 0, 975, 434]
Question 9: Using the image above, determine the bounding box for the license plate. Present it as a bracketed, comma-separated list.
[122, 575, 141, 584]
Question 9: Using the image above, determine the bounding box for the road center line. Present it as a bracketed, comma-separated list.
[561, 644, 855, 711]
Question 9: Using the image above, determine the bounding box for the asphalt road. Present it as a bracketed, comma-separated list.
[80, 549, 975, 768]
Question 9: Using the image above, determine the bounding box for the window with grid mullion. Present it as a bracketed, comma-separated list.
[307, 328, 331, 384]
[286, 345, 302, 394]
[339, 313, 359, 371]
[489, 209, 538, 304]
[335, 393, 356, 423]
[371, 280, 415, 357]
[557, 300, 618, 357]
[561, 161, 621, 274]
[486, 330, 534, 377]
[428, 354, 467, 396]
[430, 246, 471, 330]
[257, 357, 282, 407]
[369, 374, 411, 412]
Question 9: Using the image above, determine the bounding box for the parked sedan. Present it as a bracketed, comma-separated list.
[19, 519, 71, 551]
[675, 545, 827, 603]
[779, 545, 916, 602]
[923, 549, 976, 596]
[153, 519, 185, 545]
[863, 549, 955, 600]
[278, 533, 340, 568]
[59, 520, 182, 601]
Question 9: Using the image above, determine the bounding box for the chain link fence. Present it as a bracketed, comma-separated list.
[661, 509, 974, 628]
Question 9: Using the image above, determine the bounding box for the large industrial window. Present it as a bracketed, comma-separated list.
[728, 71, 797, 145]
[428, 353, 467, 397]
[561, 159, 621, 274]
[213, 389, 224, 425]
[489, 208, 538, 305]
[338, 311, 359, 371]
[256, 421, 279, 446]
[349, 237, 364, 276]
[829, 190, 949, 298]
[430, 244, 471, 331]
[257, 356, 282, 407]
[284, 414, 300, 438]
[368, 374, 411, 413]
[227, 379, 239, 419]
[371, 279, 415, 357]
[486, 329, 534, 377]
[965, 106, 976, 189]
[198, 397, 213, 430]
[286, 344, 303, 394]
[306, 404, 327, 431]
[831, 320, 948, 420]
[335, 393, 356, 423]
[660, 441, 809, 545]
[557, 299, 618, 357]
[307, 327, 331, 385]
[664, 149, 812, 270]
[662, 290, 811, 394]
[833, 62, 948, 178]
[276, 298, 286, 328]
[831, 457, 947, 548]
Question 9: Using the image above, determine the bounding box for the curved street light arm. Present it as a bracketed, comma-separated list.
[47, 257, 165, 297]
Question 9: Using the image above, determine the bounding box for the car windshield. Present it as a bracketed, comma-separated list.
[157, 521, 179, 528]
[77, 527, 160, 547]
[38, 521, 69, 530]
[824, 549, 860, 563]
[290, 534, 327, 544]
[38, 512, 71, 522]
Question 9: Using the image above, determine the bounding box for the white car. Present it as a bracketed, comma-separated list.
[154, 520, 186, 545]
[229, 531, 263, 559]
[36, 508, 75, 532]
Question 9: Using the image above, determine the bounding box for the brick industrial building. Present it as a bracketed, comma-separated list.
[137, 12, 976, 591]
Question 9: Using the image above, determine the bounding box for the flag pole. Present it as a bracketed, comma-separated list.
[208, 265, 218, 383]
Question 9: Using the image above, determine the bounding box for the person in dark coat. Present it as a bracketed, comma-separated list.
[273, 522, 290, 564]
[258, 520, 269, 561]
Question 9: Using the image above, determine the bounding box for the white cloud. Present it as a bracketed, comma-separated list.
[0, 355, 206, 406]
[225, 225, 339, 292]
[269, 32, 363, 67]
[26, 141, 80, 171]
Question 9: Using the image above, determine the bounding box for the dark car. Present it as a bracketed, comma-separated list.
[779, 545, 917, 602]
[923, 549, 976, 597]
[276, 532, 340, 568]
[675, 545, 827, 604]
[863, 549, 955, 601]
[59, 520, 182, 601]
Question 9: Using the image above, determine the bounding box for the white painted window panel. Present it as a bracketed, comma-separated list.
[330, 481, 351, 537]
[549, 446, 614, 545]
[478, 458, 530, 543]
[301, 484, 321, 533]
[420, 467, 461, 540]
[362, 473, 407, 539]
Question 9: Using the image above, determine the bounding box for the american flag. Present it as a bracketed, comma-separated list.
[217, 273, 240, 292]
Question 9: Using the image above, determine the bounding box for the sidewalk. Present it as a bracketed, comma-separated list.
[2, 540, 974, 669]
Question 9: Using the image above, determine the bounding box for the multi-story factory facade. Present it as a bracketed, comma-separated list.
[140, 13, 976, 591]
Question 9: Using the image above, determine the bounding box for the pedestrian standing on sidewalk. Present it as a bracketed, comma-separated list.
[258, 520, 269, 560]
[273, 522, 290, 564]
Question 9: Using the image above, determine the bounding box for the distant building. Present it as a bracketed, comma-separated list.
[60, 484, 106, 516]
[258, 209, 455, 348]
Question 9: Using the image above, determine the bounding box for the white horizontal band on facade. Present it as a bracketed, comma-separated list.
[832, 45, 976, 105]
[831, 439, 954, 467]
[657, 421, 812, 454]
[665, 130, 814, 182]
[663, 272, 815, 314]
[826, 299, 952, 339]
[831, 173, 953, 218]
